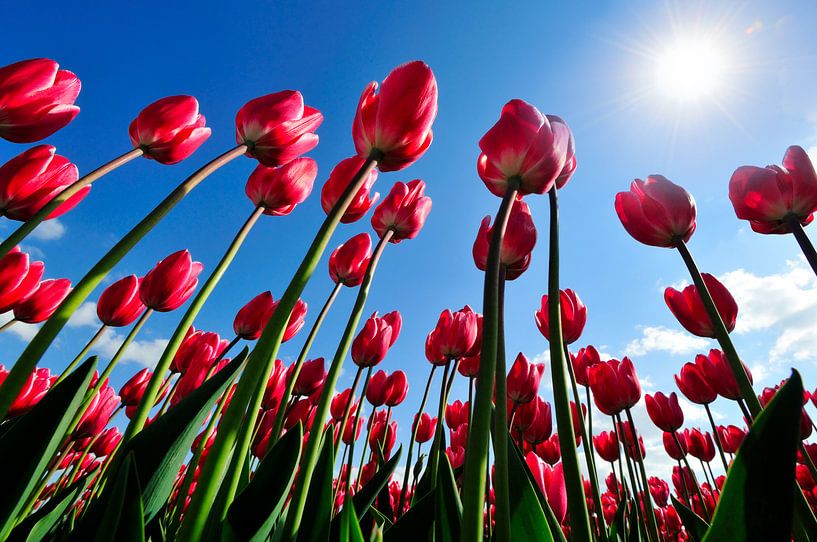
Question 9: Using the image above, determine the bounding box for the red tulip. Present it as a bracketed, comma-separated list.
[235, 90, 322, 167]
[478, 100, 575, 197]
[729, 146, 817, 234]
[13, 278, 71, 323]
[534, 288, 587, 344]
[96, 275, 145, 327]
[672, 465, 697, 496]
[0, 365, 52, 417]
[535, 433, 562, 465]
[695, 349, 752, 401]
[73, 383, 120, 439]
[649, 477, 670, 508]
[369, 419, 398, 458]
[0, 58, 80, 143]
[320, 157, 379, 224]
[473, 197, 536, 280]
[170, 330, 225, 374]
[351, 311, 402, 367]
[587, 357, 641, 416]
[233, 291, 275, 341]
[686, 428, 716, 462]
[330, 388, 357, 421]
[0, 248, 44, 313]
[570, 346, 601, 387]
[383, 370, 408, 407]
[245, 157, 317, 216]
[446, 446, 466, 469]
[129, 95, 211, 164]
[172, 357, 229, 407]
[614, 175, 697, 248]
[91, 427, 122, 457]
[271, 296, 307, 343]
[424, 306, 480, 363]
[352, 61, 437, 172]
[338, 413, 365, 445]
[413, 412, 436, 443]
[525, 452, 568, 523]
[0, 145, 86, 221]
[664, 273, 737, 338]
[261, 359, 288, 411]
[663, 431, 688, 460]
[522, 397, 553, 444]
[284, 398, 312, 431]
[291, 358, 326, 397]
[506, 352, 545, 404]
[445, 399, 470, 429]
[511, 398, 537, 433]
[458, 354, 480, 378]
[329, 233, 372, 287]
[593, 431, 620, 463]
[139, 250, 202, 312]
[645, 392, 684, 432]
[674, 361, 717, 405]
[366, 370, 390, 407]
[371, 180, 432, 243]
[716, 425, 745, 454]
[759, 384, 812, 440]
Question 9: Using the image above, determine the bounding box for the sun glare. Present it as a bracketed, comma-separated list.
[653, 38, 727, 102]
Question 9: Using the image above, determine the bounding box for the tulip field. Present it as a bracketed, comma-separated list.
[1, 39, 817, 542]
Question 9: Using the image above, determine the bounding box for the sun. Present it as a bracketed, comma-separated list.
[653, 38, 728, 102]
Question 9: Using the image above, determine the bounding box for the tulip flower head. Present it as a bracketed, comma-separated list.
[371, 180, 432, 243]
[506, 353, 545, 404]
[129, 95, 211, 164]
[445, 400, 470, 430]
[663, 431, 688, 460]
[413, 412, 436, 443]
[615, 175, 697, 248]
[695, 349, 752, 401]
[473, 197, 536, 279]
[535, 433, 562, 465]
[351, 311, 402, 367]
[365, 370, 390, 407]
[383, 370, 409, 407]
[233, 291, 276, 341]
[645, 391, 684, 432]
[525, 452, 568, 523]
[320, 157, 379, 224]
[329, 233, 372, 287]
[424, 306, 480, 364]
[245, 157, 317, 216]
[261, 359, 288, 411]
[570, 346, 601, 387]
[593, 431, 620, 463]
[664, 273, 738, 338]
[716, 425, 745, 454]
[535, 288, 587, 344]
[270, 296, 307, 343]
[0, 248, 44, 313]
[97, 275, 145, 327]
[353, 61, 438, 172]
[0, 365, 53, 417]
[291, 358, 326, 397]
[686, 428, 716, 462]
[675, 360, 718, 405]
[13, 278, 71, 323]
[140, 250, 202, 312]
[587, 357, 641, 416]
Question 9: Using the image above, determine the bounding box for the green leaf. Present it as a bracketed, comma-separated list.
[92, 453, 145, 542]
[7, 473, 92, 542]
[225, 423, 303, 542]
[0, 356, 97, 540]
[506, 436, 554, 542]
[703, 370, 803, 541]
[383, 491, 434, 541]
[339, 503, 365, 542]
[433, 453, 462, 542]
[294, 428, 334, 542]
[671, 495, 709, 542]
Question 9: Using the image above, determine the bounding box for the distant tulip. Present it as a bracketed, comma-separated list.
[446, 400, 470, 429]
[672, 465, 698, 496]
[331, 388, 358, 421]
[172, 357, 229, 407]
[338, 413, 365, 445]
[383, 370, 408, 407]
[352, 61, 438, 172]
[120, 368, 155, 406]
[291, 358, 326, 397]
[759, 384, 812, 440]
[696, 349, 752, 401]
[593, 431, 620, 463]
[446, 446, 466, 469]
[91, 427, 122, 457]
[351, 311, 402, 367]
[675, 361, 718, 405]
[587, 357, 641, 416]
[686, 429, 716, 462]
[97, 275, 145, 327]
[425, 306, 480, 363]
[716, 425, 745, 454]
[369, 420, 398, 458]
[371, 180, 432, 242]
[366, 370, 390, 407]
[570, 346, 601, 387]
[0, 58, 80, 143]
[0, 145, 86, 221]
[13, 278, 71, 323]
[139, 250, 202, 312]
[73, 384, 119, 439]
[284, 398, 312, 431]
[233, 291, 275, 340]
[413, 412, 436, 443]
[649, 477, 670, 508]
[506, 353, 545, 404]
[535, 433, 562, 465]
[645, 392, 684, 432]
[663, 431, 688, 460]
[535, 288, 587, 344]
[261, 359, 288, 411]
[525, 452, 568, 523]
[664, 274, 738, 338]
[478, 100, 575, 197]
[170, 330, 224, 374]
[615, 175, 696, 248]
[473, 198, 536, 279]
[729, 146, 817, 234]
[0, 365, 52, 417]
[235, 90, 322, 167]
[129, 95, 211, 164]
[245, 157, 317, 216]
[458, 354, 480, 377]
[523, 397, 553, 444]
[0, 248, 44, 313]
[320, 157, 379, 223]
[329, 233, 372, 287]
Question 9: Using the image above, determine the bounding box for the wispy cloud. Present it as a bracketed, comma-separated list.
[30, 219, 65, 241]
[625, 325, 709, 356]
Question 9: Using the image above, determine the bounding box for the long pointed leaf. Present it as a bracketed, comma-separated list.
[93, 454, 145, 542]
[294, 428, 334, 542]
[671, 495, 709, 542]
[7, 473, 93, 542]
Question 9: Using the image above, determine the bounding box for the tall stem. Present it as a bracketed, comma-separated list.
[787, 216, 817, 276]
[356, 405, 377, 488]
[89, 310, 153, 399]
[428, 360, 451, 493]
[336, 367, 365, 454]
[0, 145, 247, 421]
[616, 415, 643, 533]
[460, 180, 518, 542]
[672, 431, 709, 521]
[625, 408, 660, 542]
[346, 367, 372, 490]
[493, 266, 512, 541]
[398, 365, 437, 514]
[0, 148, 144, 259]
[704, 404, 729, 473]
[56, 324, 107, 385]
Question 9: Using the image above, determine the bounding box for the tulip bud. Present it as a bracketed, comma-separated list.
[129, 95, 211, 164]
[525, 452, 568, 523]
[664, 274, 738, 338]
[587, 357, 641, 416]
[13, 278, 71, 323]
[371, 180, 432, 242]
[331, 388, 357, 421]
[506, 353, 545, 404]
[570, 346, 600, 388]
[534, 289, 587, 344]
[329, 233, 372, 287]
[272, 297, 307, 343]
[291, 358, 326, 397]
[413, 412, 436, 444]
[140, 250, 203, 312]
[716, 424, 745, 454]
[245, 158, 317, 216]
[365, 370, 389, 407]
[261, 359, 288, 411]
[321, 157, 379, 223]
[0, 248, 44, 313]
[686, 428, 716, 462]
[383, 370, 408, 407]
[0, 365, 52, 417]
[473, 198, 536, 280]
[233, 291, 275, 341]
[445, 400, 470, 430]
[593, 431, 620, 463]
[120, 368, 167, 407]
[615, 175, 697, 248]
[663, 431, 688, 460]
[97, 275, 145, 327]
[351, 311, 402, 367]
[645, 392, 684, 432]
[695, 349, 752, 401]
[73, 384, 120, 440]
[535, 433, 562, 465]
[424, 306, 480, 364]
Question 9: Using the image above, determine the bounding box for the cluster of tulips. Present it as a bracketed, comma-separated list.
[0, 54, 816, 542]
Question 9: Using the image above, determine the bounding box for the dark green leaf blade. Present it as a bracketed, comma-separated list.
[294, 428, 334, 542]
[93, 453, 145, 542]
[671, 495, 709, 542]
[506, 436, 555, 542]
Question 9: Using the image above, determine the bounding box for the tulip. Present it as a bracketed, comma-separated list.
[170, 330, 224, 374]
[478, 100, 575, 197]
[728, 146, 817, 234]
[273, 296, 307, 343]
[0, 248, 44, 313]
[663, 431, 688, 460]
[285, 398, 313, 431]
[686, 429, 716, 462]
[261, 359, 288, 411]
[716, 425, 745, 454]
[352, 61, 438, 172]
[233, 291, 275, 341]
[535, 289, 586, 344]
[351, 311, 402, 367]
[0, 58, 80, 143]
[445, 400, 470, 430]
[96, 275, 145, 327]
[614, 175, 697, 248]
[73, 383, 120, 439]
[570, 346, 600, 387]
[129, 95, 211, 164]
[424, 306, 480, 363]
[365, 369, 390, 408]
[587, 357, 641, 416]
[369, 419, 398, 459]
[511, 398, 537, 433]
[759, 385, 812, 439]
[473, 198, 536, 280]
[371, 180, 432, 242]
[338, 413, 365, 445]
[0, 365, 52, 417]
[664, 273, 737, 338]
[649, 477, 670, 508]
[139, 250, 202, 312]
[384, 371, 408, 407]
[291, 358, 326, 397]
[13, 278, 71, 323]
[675, 361, 718, 405]
[329, 233, 372, 287]
[645, 392, 684, 432]
[446, 446, 466, 469]
[245, 157, 317, 216]
[523, 397, 553, 444]
[672, 465, 697, 495]
[120, 368, 165, 407]
[91, 427, 122, 457]
[235, 90, 322, 167]
[413, 412, 436, 444]
[696, 349, 753, 401]
[0, 145, 86, 221]
[592, 431, 620, 463]
[525, 452, 568, 523]
[458, 354, 480, 378]
[173, 357, 229, 407]
[320, 157, 379, 224]
[506, 353, 545, 404]
[535, 434, 562, 466]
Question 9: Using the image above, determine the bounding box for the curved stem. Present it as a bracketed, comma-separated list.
[616, 414, 643, 533]
[787, 216, 817, 276]
[337, 366, 365, 454]
[356, 405, 377, 488]
[0, 148, 144, 259]
[0, 144, 247, 422]
[90, 309, 153, 399]
[398, 365, 437, 514]
[704, 404, 729, 473]
[493, 266, 512, 541]
[625, 408, 660, 542]
[346, 367, 372, 490]
[56, 324, 107, 386]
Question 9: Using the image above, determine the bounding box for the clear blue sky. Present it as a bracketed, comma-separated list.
[2, 0, 817, 480]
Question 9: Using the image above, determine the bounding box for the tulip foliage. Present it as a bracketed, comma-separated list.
[0, 56, 816, 542]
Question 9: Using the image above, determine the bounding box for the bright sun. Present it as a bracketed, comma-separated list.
[653, 38, 727, 102]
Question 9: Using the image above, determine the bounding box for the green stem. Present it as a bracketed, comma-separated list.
[176, 155, 380, 542]
[545, 186, 593, 542]
[0, 144, 247, 422]
[0, 148, 144, 260]
[429, 360, 451, 494]
[493, 266, 512, 541]
[617, 415, 643, 533]
[356, 405, 377, 488]
[625, 408, 660, 542]
[704, 404, 729, 473]
[787, 215, 817, 276]
[460, 180, 518, 542]
[337, 366, 365, 455]
[56, 324, 107, 386]
[89, 310, 153, 399]
[347, 367, 373, 490]
[398, 365, 437, 514]
[672, 431, 710, 521]
[0, 319, 16, 333]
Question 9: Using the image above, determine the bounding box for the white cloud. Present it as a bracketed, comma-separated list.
[92, 329, 168, 369]
[30, 219, 65, 241]
[0, 312, 38, 341]
[531, 350, 550, 365]
[66, 302, 99, 328]
[808, 146, 817, 166]
[625, 326, 710, 356]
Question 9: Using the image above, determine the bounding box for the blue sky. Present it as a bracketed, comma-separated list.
[2, 0, 817, 481]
